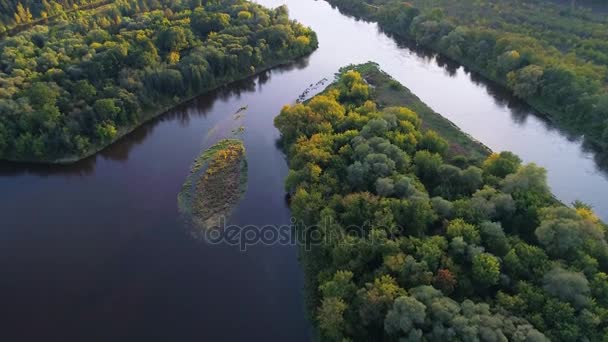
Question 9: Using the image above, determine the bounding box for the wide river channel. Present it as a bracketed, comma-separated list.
[1, 0, 607, 340]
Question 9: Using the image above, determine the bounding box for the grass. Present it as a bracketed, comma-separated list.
[341, 62, 492, 162]
[177, 139, 248, 231]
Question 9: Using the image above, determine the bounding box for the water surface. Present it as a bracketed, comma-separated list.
[1, 0, 607, 340]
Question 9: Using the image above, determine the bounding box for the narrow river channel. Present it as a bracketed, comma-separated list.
[0, 0, 607, 340]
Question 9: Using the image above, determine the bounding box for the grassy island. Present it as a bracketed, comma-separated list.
[276, 63, 608, 341]
[0, 0, 317, 163]
[178, 139, 247, 231]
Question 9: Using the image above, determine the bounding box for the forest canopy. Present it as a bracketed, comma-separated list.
[276, 63, 608, 341]
[0, 0, 317, 162]
[325, 0, 608, 155]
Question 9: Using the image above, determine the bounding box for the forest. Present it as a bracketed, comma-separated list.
[0, 0, 98, 33]
[324, 0, 608, 155]
[276, 63, 608, 341]
[0, 0, 317, 162]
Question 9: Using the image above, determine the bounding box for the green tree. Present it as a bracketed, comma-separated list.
[384, 295, 426, 340]
[26, 82, 59, 109]
[95, 122, 117, 143]
[357, 275, 406, 328]
[93, 99, 120, 121]
[472, 252, 500, 287]
[413, 150, 443, 185]
[318, 297, 348, 341]
[320, 270, 357, 300]
[482, 151, 522, 179]
[507, 65, 544, 99]
[418, 130, 448, 156]
[157, 26, 189, 52]
[446, 218, 480, 245]
[479, 221, 510, 257]
[542, 266, 590, 309]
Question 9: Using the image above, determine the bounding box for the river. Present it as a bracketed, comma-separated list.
[0, 0, 607, 340]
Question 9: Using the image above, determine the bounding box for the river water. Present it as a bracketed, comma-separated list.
[0, 0, 607, 340]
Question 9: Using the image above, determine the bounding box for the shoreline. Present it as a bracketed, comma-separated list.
[325, 0, 607, 153]
[1, 54, 314, 165]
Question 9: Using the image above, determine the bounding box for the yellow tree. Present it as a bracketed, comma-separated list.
[14, 3, 33, 24]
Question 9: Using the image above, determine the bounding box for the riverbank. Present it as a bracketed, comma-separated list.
[34, 57, 315, 165]
[0, 0, 319, 164]
[350, 63, 491, 162]
[324, 0, 608, 155]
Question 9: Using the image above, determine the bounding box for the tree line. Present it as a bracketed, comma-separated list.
[276, 64, 608, 341]
[325, 0, 608, 156]
[0, 0, 98, 32]
[0, 0, 318, 162]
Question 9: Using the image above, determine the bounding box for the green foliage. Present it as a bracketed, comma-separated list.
[446, 218, 480, 245]
[418, 129, 448, 156]
[385, 286, 548, 341]
[277, 64, 608, 341]
[472, 252, 501, 287]
[0, 0, 318, 162]
[542, 266, 590, 309]
[326, 0, 608, 153]
[318, 297, 348, 341]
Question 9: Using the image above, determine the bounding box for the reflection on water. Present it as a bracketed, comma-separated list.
[0, 61, 309, 178]
[1, 0, 608, 340]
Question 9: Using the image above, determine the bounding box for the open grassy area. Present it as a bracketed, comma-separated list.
[342, 63, 491, 162]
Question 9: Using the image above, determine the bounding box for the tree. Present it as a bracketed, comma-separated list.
[157, 26, 189, 53]
[479, 221, 510, 257]
[446, 219, 480, 245]
[482, 151, 522, 179]
[384, 295, 426, 339]
[535, 206, 606, 258]
[431, 196, 453, 219]
[357, 275, 406, 328]
[433, 269, 457, 294]
[543, 266, 590, 309]
[73, 80, 97, 103]
[413, 150, 443, 185]
[497, 50, 521, 75]
[501, 163, 549, 195]
[590, 272, 608, 306]
[0, 122, 8, 156]
[507, 65, 544, 99]
[375, 177, 394, 197]
[472, 252, 500, 287]
[191, 9, 230, 37]
[318, 297, 348, 341]
[503, 241, 550, 281]
[418, 130, 448, 156]
[320, 270, 357, 300]
[93, 99, 120, 121]
[14, 3, 33, 24]
[26, 82, 59, 109]
[95, 122, 117, 143]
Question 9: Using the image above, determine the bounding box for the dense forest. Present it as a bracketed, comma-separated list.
[324, 0, 608, 155]
[276, 64, 608, 341]
[0, 0, 317, 162]
[0, 0, 99, 32]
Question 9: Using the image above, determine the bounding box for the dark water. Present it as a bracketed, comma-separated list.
[1, 0, 608, 340]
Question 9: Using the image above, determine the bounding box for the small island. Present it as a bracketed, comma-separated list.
[178, 139, 247, 232]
